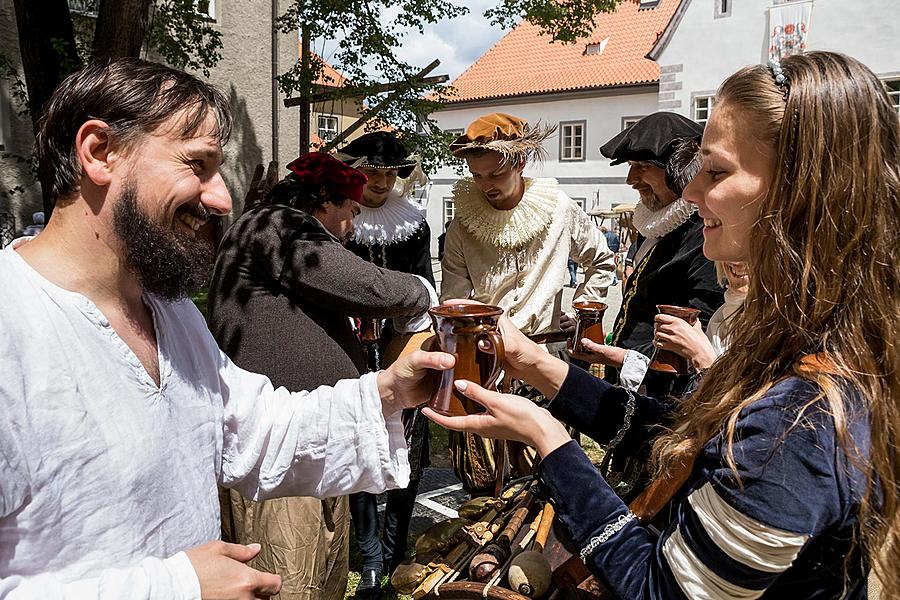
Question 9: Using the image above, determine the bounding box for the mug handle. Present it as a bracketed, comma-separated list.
[477, 329, 506, 390]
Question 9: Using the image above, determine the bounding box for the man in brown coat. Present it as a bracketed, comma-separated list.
[209, 153, 436, 599]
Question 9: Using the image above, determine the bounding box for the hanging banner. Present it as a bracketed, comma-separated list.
[768, 1, 814, 62]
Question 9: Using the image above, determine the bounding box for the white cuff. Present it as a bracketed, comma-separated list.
[361, 373, 411, 492]
[393, 275, 439, 334]
[163, 551, 202, 600]
[618, 350, 650, 392]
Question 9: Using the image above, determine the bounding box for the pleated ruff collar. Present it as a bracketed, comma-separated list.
[453, 177, 558, 251]
[352, 191, 426, 246]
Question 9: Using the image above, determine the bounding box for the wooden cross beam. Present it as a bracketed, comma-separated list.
[320, 60, 444, 152]
[283, 59, 446, 108]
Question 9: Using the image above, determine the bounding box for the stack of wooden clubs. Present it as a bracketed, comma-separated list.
[391, 481, 556, 599]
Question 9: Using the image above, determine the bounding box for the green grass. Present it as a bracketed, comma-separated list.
[191, 289, 209, 318]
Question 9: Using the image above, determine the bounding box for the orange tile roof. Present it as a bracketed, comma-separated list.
[448, 0, 681, 103]
[315, 55, 348, 88]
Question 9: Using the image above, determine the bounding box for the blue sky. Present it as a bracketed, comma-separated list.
[314, 0, 512, 82]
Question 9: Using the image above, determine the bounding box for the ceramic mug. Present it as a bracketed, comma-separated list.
[428, 304, 506, 417]
[648, 304, 701, 374]
[571, 300, 608, 353]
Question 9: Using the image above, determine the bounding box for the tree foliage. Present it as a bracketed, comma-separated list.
[8, 0, 625, 207]
[276, 0, 624, 174]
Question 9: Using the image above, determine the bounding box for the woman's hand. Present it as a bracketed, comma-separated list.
[423, 380, 571, 458]
[568, 338, 627, 368]
[377, 350, 454, 416]
[653, 314, 717, 371]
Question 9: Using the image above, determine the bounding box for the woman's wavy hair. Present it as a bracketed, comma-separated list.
[652, 51, 900, 594]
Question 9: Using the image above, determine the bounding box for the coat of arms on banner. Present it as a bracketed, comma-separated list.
[768, 1, 814, 62]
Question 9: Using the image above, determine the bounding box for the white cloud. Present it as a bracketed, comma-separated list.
[314, 0, 511, 82]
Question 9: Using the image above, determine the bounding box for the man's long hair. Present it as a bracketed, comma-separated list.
[651, 52, 900, 594]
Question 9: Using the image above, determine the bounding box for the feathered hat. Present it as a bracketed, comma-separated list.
[449, 113, 555, 165]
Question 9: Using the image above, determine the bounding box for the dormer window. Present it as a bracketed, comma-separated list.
[639, 0, 661, 9]
[585, 37, 610, 56]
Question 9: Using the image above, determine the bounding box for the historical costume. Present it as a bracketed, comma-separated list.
[208, 153, 434, 600]
[540, 361, 870, 599]
[598, 112, 724, 502]
[338, 132, 435, 598]
[0, 236, 412, 597]
[441, 113, 616, 493]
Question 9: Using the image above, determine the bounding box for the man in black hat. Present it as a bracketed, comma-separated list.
[338, 132, 435, 599]
[570, 112, 724, 499]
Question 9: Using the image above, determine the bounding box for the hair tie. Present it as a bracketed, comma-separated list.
[767, 58, 790, 100]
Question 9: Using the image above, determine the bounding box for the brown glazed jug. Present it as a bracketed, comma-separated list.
[428, 304, 506, 417]
[570, 300, 608, 353]
[648, 304, 701, 374]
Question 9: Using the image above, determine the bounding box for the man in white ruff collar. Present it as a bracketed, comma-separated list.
[338, 132, 435, 598]
[442, 113, 615, 335]
[584, 112, 724, 407]
[441, 112, 616, 493]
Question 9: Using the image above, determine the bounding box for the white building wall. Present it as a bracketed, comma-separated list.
[655, 0, 900, 118]
[425, 88, 659, 255]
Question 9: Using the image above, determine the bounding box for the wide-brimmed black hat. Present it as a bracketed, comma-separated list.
[336, 132, 417, 179]
[600, 112, 703, 168]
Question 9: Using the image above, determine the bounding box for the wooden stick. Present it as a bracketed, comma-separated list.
[533, 504, 555, 554]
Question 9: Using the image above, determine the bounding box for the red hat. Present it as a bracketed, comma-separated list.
[286, 152, 367, 203]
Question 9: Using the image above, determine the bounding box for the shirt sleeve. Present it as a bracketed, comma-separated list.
[539, 377, 858, 600]
[409, 221, 436, 288]
[568, 198, 616, 302]
[278, 236, 430, 320]
[217, 357, 410, 501]
[548, 364, 672, 448]
[0, 552, 200, 600]
[438, 220, 474, 302]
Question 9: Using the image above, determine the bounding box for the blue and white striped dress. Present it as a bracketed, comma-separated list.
[540, 365, 871, 599]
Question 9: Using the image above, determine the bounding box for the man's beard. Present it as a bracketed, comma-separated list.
[638, 188, 669, 211]
[113, 183, 214, 301]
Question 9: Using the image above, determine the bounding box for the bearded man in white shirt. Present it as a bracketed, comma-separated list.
[0, 58, 451, 600]
[440, 112, 616, 494]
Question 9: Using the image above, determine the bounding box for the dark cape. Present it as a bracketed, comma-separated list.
[606, 213, 724, 399]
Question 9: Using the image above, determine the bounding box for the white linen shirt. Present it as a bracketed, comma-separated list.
[0, 240, 409, 599]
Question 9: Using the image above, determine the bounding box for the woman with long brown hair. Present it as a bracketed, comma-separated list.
[428, 51, 899, 598]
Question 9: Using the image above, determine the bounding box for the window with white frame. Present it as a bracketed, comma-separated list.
[443, 198, 456, 223]
[317, 115, 339, 141]
[714, 0, 731, 18]
[416, 117, 429, 136]
[444, 128, 463, 137]
[559, 121, 586, 162]
[621, 116, 644, 131]
[572, 198, 587, 212]
[693, 95, 716, 125]
[883, 78, 900, 115]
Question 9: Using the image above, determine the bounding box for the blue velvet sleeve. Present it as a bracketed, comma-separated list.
[548, 364, 675, 446]
[537, 376, 869, 599]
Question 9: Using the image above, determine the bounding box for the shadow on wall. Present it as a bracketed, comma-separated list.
[221, 83, 263, 218]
